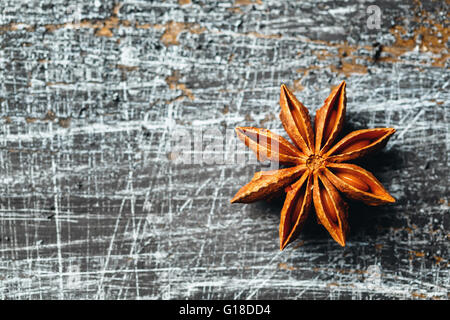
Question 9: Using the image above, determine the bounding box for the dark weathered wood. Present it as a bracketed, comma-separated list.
[0, 0, 448, 299]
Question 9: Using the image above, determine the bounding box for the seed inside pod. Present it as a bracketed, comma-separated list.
[338, 139, 371, 154]
[321, 188, 338, 223]
[323, 108, 338, 141]
[335, 171, 370, 192]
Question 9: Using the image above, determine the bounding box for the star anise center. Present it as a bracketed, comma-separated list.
[306, 154, 325, 173]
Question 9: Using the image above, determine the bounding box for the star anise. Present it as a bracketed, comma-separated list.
[230, 81, 396, 249]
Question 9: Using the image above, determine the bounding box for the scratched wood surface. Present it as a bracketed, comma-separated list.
[0, 0, 448, 300]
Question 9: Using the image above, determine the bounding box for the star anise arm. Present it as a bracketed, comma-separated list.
[279, 172, 313, 250]
[324, 163, 395, 205]
[279, 84, 315, 155]
[235, 127, 307, 164]
[314, 81, 347, 155]
[324, 128, 396, 162]
[312, 172, 349, 246]
[230, 165, 307, 203]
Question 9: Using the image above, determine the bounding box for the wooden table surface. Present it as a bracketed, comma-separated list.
[0, 0, 448, 299]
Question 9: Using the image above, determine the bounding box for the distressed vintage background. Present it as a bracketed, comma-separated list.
[0, 0, 448, 299]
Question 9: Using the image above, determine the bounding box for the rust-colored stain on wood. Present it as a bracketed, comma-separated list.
[25, 117, 38, 124]
[383, 5, 448, 67]
[159, 21, 206, 46]
[288, 3, 448, 78]
[409, 250, 426, 258]
[58, 117, 71, 128]
[278, 263, 296, 271]
[234, 0, 263, 5]
[41, 3, 126, 37]
[165, 70, 195, 101]
[116, 64, 139, 72]
[295, 42, 371, 78]
[245, 31, 282, 39]
[43, 110, 57, 121]
[1, 3, 207, 47]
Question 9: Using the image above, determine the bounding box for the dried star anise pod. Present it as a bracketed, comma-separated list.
[230, 81, 396, 249]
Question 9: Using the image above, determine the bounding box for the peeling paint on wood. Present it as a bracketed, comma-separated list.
[0, 0, 448, 300]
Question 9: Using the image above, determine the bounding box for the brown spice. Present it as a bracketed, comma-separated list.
[231, 82, 396, 249]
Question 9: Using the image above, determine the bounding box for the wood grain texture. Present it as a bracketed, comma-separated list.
[0, 0, 448, 299]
